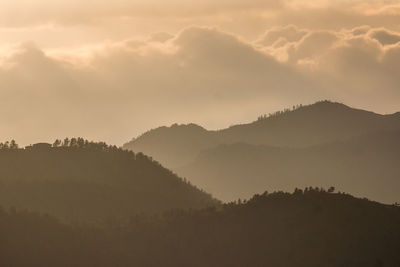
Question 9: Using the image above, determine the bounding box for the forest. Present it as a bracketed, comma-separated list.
[0, 139, 217, 223]
[1, 188, 400, 266]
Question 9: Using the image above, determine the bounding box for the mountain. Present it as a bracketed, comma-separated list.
[2, 189, 400, 266]
[177, 130, 400, 203]
[0, 140, 218, 222]
[124, 123, 219, 168]
[123, 101, 400, 169]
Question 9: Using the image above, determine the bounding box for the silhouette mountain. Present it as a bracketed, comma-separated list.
[123, 101, 400, 169]
[2, 189, 400, 266]
[0, 140, 218, 222]
[177, 130, 400, 203]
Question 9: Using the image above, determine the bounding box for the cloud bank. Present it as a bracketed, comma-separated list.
[0, 24, 399, 145]
[1, 1, 400, 46]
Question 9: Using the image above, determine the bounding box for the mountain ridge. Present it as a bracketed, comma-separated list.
[2, 189, 400, 266]
[123, 100, 400, 168]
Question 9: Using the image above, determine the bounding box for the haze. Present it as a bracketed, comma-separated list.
[1, 2, 400, 265]
[1, 0, 400, 145]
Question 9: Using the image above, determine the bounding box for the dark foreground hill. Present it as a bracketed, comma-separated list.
[0, 140, 217, 222]
[178, 131, 400, 203]
[1, 189, 400, 267]
[123, 101, 400, 168]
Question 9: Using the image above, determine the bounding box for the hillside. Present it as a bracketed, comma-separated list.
[178, 131, 400, 203]
[123, 101, 400, 168]
[0, 139, 218, 222]
[1, 189, 400, 266]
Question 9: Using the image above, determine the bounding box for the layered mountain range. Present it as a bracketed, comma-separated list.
[124, 101, 400, 203]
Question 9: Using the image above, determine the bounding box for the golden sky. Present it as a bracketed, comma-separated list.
[1, 0, 400, 145]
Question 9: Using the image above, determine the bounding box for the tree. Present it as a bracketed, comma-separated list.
[53, 139, 62, 147]
[63, 138, 70, 147]
[9, 140, 18, 149]
[294, 188, 303, 195]
[3, 141, 10, 149]
[70, 138, 77, 147]
[77, 137, 85, 148]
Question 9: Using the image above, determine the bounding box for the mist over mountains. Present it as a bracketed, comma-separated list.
[2, 0, 400, 265]
[178, 131, 400, 203]
[1, 101, 400, 266]
[124, 101, 400, 203]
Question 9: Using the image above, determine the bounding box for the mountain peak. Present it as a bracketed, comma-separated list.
[310, 100, 348, 108]
[136, 123, 206, 139]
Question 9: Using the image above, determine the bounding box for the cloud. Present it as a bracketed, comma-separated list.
[148, 32, 175, 43]
[0, 25, 399, 146]
[0, 1, 399, 36]
[0, 27, 315, 145]
[1, 0, 400, 54]
[274, 3, 400, 32]
[287, 31, 339, 64]
[369, 28, 400, 45]
[0, 0, 284, 27]
[349, 25, 372, 36]
[256, 25, 308, 47]
[274, 26, 400, 110]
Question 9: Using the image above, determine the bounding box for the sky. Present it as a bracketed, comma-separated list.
[1, 0, 400, 146]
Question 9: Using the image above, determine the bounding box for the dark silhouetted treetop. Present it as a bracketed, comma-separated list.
[0, 140, 19, 150]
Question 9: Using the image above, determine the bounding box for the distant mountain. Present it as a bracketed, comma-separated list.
[124, 123, 219, 168]
[0, 140, 218, 222]
[2, 189, 400, 266]
[123, 101, 400, 169]
[177, 131, 400, 203]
